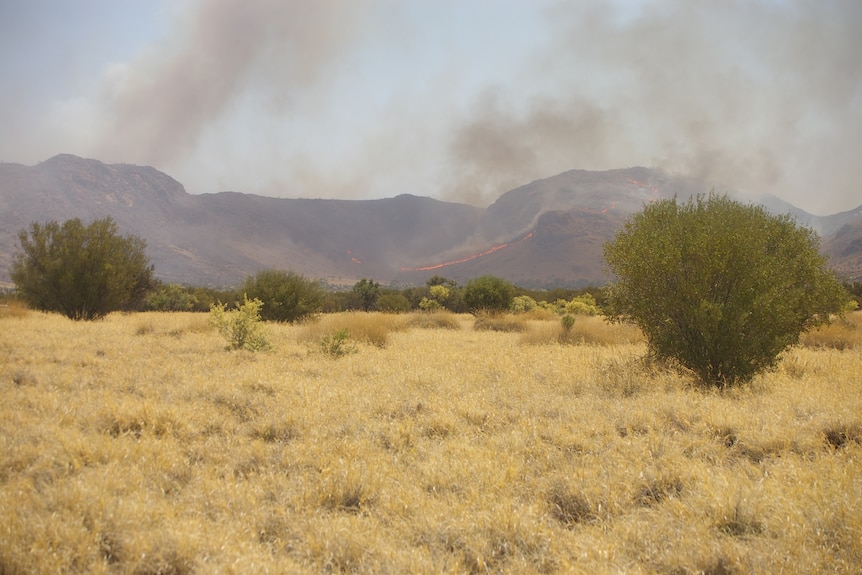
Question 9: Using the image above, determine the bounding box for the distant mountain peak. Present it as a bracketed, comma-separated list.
[1, 155, 860, 287]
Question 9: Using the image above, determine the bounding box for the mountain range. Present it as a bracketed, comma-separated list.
[1, 154, 860, 288]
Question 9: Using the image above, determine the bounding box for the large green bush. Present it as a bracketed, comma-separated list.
[603, 193, 848, 387]
[352, 278, 381, 312]
[145, 283, 199, 312]
[242, 269, 323, 323]
[463, 275, 515, 314]
[11, 217, 153, 320]
[376, 293, 411, 313]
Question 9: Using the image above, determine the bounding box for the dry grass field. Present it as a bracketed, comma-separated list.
[1, 308, 861, 574]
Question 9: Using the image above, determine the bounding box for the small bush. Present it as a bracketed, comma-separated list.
[565, 294, 600, 316]
[418, 297, 443, 312]
[510, 295, 538, 313]
[209, 296, 272, 351]
[319, 328, 357, 358]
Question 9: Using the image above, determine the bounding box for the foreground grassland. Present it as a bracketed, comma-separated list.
[1, 310, 861, 574]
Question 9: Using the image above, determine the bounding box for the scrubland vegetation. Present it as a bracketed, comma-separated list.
[2, 307, 861, 574]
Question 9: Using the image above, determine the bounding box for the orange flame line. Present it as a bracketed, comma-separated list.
[401, 231, 534, 272]
[627, 178, 659, 195]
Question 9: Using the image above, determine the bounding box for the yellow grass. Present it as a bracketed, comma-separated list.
[801, 311, 862, 350]
[520, 315, 645, 346]
[297, 311, 410, 349]
[2, 311, 861, 574]
[0, 299, 30, 319]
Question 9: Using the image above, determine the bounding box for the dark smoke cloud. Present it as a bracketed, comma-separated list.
[443, 0, 862, 214]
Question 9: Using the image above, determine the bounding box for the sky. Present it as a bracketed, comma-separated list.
[1, 0, 860, 216]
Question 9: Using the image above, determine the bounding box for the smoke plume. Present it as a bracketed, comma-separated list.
[442, 1, 862, 213]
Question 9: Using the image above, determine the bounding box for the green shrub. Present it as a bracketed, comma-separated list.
[377, 293, 411, 313]
[11, 217, 154, 320]
[418, 297, 443, 312]
[565, 294, 600, 316]
[604, 193, 849, 387]
[209, 296, 271, 351]
[242, 269, 323, 323]
[145, 283, 198, 312]
[352, 278, 381, 312]
[463, 275, 515, 314]
[510, 295, 538, 313]
[319, 328, 356, 358]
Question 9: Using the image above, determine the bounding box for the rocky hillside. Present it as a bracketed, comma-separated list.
[1, 155, 859, 287]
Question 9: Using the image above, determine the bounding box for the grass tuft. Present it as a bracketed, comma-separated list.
[801, 312, 862, 350]
[823, 423, 862, 449]
[298, 312, 406, 348]
[404, 311, 462, 330]
[0, 300, 29, 319]
[520, 315, 644, 346]
[546, 482, 599, 527]
[473, 312, 527, 332]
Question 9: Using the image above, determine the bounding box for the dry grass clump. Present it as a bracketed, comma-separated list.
[520, 314, 644, 346]
[134, 312, 213, 338]
[520, 307, 558, 321]
[403, 310, 462, 330]
[801, 311, 862, 350]
[1, 311, 861, 573]
[297, 311, 407, 348]
[0, 299, 29, 319]
[472, 312, 527, 332]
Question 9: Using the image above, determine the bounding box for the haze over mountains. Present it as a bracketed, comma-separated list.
[1, 154, 860, 288]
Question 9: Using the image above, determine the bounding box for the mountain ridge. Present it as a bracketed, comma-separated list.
[1, 155, 860, 287]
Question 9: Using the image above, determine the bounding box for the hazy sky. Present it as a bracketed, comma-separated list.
[1, 0, 860, 215]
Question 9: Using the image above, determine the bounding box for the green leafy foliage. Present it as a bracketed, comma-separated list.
[209, 295, 271, 351]
[510, 295, 538, 313]
[603, 193, 849, 387]
[463, 275, 515, 314]
[145, 283, 199, 312]
[419, 284, 451, 312]
[376, 293, 411, 313]
[352, 278, 381, 312]
[242, 269, 323, 323]
[11, 217, 154, 320]
[418, 297, 443, 312]
[319, 328, 356, 358]
[565, 294, 600, 316]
